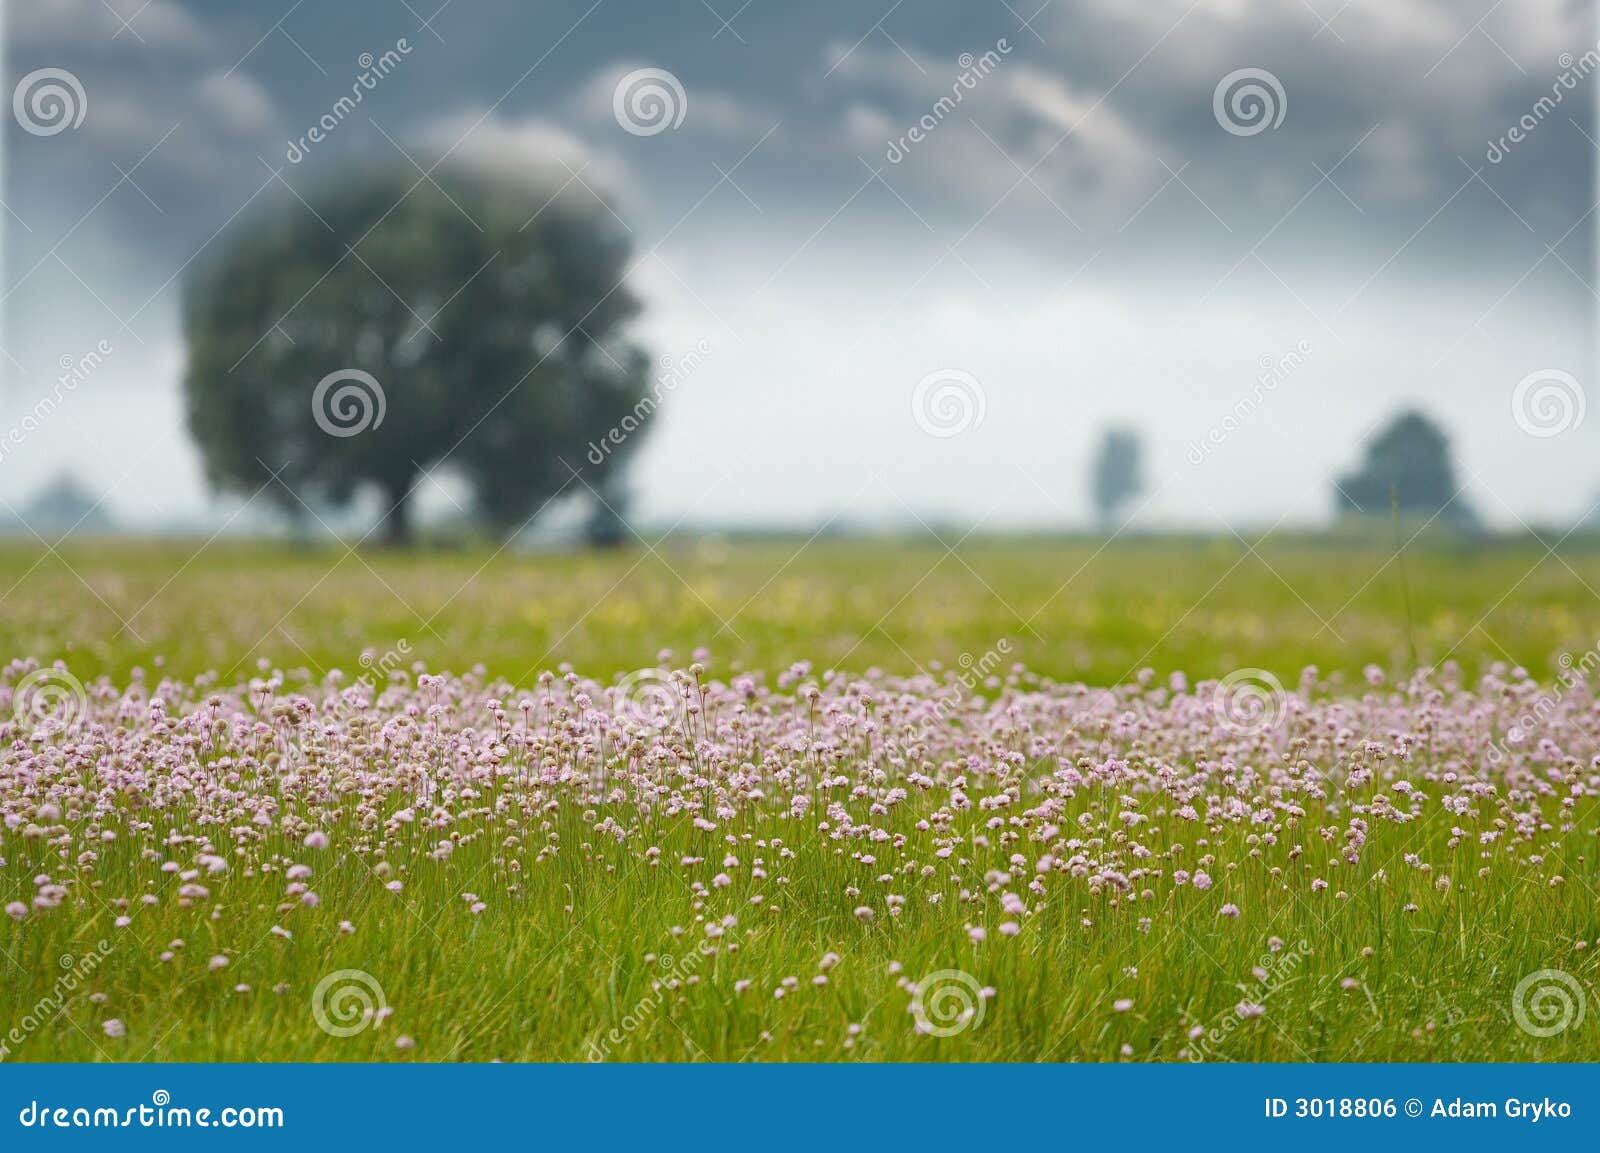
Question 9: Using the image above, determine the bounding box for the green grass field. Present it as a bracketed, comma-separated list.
[2, 535, 1598, 1063]
[5, 533, 1596, 685]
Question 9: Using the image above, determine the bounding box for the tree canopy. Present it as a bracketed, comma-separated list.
[183, 165, 651, 545]
[1334, 410, 1475, 527]
[1090, 427, 1143, 526]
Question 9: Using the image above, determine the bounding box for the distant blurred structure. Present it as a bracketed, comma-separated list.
[182, 166, 652, 547]
[18, 474, 113, 537]
[1333, 411, 1477, 529]
[1090, 428, 1143, 527]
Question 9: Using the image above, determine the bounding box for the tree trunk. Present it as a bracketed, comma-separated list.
[377, 485, 413, 548]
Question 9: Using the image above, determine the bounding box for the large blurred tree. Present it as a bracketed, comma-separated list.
[1090, 427, 1143, 526]
[183, 166, 650, 545]
[1334, 410, 1475, 526]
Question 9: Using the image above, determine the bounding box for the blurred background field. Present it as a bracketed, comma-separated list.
[11, 532, 1599, 687]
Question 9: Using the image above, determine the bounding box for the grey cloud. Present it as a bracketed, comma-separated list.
[10, 0, 215, 52]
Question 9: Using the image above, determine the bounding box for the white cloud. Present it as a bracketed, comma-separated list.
[416, 109, 631, 205]
[199, 70, 278, 136]
[841, 103, 895, 151]
[10, 0, 213, 51]
[1000, 66, 1155, 183]
[825, 40, 1161, 225]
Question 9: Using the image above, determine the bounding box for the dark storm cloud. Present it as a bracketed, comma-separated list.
[9, 1, 1592, 255]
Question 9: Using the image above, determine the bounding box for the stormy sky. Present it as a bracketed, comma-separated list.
[2, 0, 1596, 532]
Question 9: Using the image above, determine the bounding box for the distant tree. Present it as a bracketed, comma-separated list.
[22, 474, 112, 535]
[183, 166, 651, 546]
[583, 479, 631, 549]
[1334, 410, 1475, 526]
[1090, 427, 1143, 526]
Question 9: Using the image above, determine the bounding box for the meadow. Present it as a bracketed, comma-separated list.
[2, 533, 1598, 1062]
[4, 532, 1598, 686]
